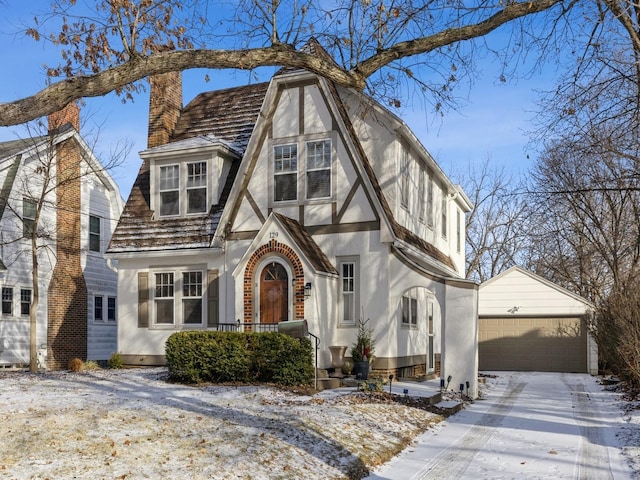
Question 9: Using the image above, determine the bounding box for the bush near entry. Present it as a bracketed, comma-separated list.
[165, 331, 314, 386]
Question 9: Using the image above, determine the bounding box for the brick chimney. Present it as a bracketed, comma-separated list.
[47, 103, 88, 369]
[48, 103, 80, 133]
[148, 71, 182, 148]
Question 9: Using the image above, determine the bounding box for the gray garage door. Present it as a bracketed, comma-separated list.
[479, 317, 588, 373]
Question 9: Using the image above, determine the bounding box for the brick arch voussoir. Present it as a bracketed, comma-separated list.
[243, 239, 306, 324]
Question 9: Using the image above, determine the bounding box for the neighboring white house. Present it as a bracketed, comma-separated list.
[0, 105, 124, 369]
[107, 40, 480, 397]
[478, 266, 598, 374]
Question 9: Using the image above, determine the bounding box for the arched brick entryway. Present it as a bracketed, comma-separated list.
[243, 239, 306, 323]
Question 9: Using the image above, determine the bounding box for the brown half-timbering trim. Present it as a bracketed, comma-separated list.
[227, 231, 258, 241]
[245, 190, 266, 224]
[335, 177, 363, 223]
[299, 205, 304, 225]
[306, 221, 379, 235]
[228, 220, 380, 240]
[243, 239, 306, 323]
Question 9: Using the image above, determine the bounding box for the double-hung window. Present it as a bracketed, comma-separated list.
[23, 198, 36, 237]
[418, 168, 426, 221]
[441, 195, 448, 238]
[159, 165, 180, 216]
[401, 290, 417, 326]
[155, 273, 174, 324]
[89, 215, 101, 252]
[187, 162, 207, 214]
[94, 296, 103, 321]
[1, 287, 12, 315]
[306, 140, 331, 199]
[20, 289, 31, 316]
[427, 301, 435, 371]
[427, 177, 434, 227]
[341, 263, 355, 324]
[274, 144, 298, 202]
[182, 271, 203, 325]
[400, 147, 409, 208]
[107, 297, 116, 322]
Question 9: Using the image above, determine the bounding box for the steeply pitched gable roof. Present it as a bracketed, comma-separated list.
[108, 83, 269, 253]
[273, 213, 337, 275]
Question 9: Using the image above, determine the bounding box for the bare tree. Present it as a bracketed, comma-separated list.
[0, 111, 126, 371]
[524, 138, 640, 304]
[0, 0, 570, 126]
[450, 157, 528, 282]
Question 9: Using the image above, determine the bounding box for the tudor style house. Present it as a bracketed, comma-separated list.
[0, 105, 124, 369]
[107, 41, 479, 397]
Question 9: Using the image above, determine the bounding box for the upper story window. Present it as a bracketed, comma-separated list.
[23, 198, 36, 237]
[159, 165, 180, 216]
[89, 215, 101, 252]
[418, 168, 426, 221]
[158, 161, 209, 217]
[274, 144, 298, 202]
[441, 195, 448, 238]
[273, 138, 333, 204]
[306, 140, 331, 199]
[456, 209, 461, 253]
[400, 147, 409, 209]
[427, 177, 434, 227]
[187, 162, 207, 214]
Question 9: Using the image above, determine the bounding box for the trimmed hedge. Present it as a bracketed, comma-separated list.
[165, 331, 314, 386]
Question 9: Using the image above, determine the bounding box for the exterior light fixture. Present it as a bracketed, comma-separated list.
[304, 282, 312, 299]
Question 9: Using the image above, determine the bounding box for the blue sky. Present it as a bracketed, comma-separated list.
[0, 4, 553, 198]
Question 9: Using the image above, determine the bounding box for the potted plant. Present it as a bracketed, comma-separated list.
[351, 318, 375, 380]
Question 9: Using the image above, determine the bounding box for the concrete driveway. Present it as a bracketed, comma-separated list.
[367, 372, 633, 479]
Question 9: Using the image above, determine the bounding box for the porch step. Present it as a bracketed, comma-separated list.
[434, 400, 464, 416]
[316, 377, 342, 391]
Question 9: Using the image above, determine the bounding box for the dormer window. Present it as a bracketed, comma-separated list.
[159, 165, 179, 216]
[187, 162, 207, 213]
[157, 161, 209, 217]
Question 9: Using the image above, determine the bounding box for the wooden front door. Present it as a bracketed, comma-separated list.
[260, 263, 289, 324]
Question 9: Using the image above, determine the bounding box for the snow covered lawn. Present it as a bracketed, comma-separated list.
[0, 368, 443, 480]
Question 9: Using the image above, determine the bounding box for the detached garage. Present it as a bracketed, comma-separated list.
[479, 267, 597, 375]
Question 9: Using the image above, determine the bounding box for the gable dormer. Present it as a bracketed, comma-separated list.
[141, 136, 241, 220]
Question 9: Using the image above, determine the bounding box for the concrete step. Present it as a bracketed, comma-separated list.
[316, 377, 341, 391]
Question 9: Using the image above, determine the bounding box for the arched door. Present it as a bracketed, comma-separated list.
[260, 262, 289, 324]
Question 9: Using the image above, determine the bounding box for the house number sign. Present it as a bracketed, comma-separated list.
[269, 232, 279, 239]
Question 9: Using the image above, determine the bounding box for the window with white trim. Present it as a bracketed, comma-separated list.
[456, 209, 461, 253]
[107, 297, 116, 322]
[427, 177, 434, 227]
[418, 167, 426, 221]
[23, 198, 36, 237]
[94, 296, 103, 321]
[187, 162, 207, 214]
[306, 140, 331, 199]
[400, 147, 409, 208]
[274, 144, 298, 202]
[401, 289, 417, 326]
[182, 271, 203, 325]
[2, 287, 12, 315]
[441, 195, 448, 238]
[20, 289, 31, 316]
[338, 257, 359, 325]
[159, 165, 180, 216]
[155, 273, 175, 324]
[89, 215, 101, 252]
[427, 301, 435, 371]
